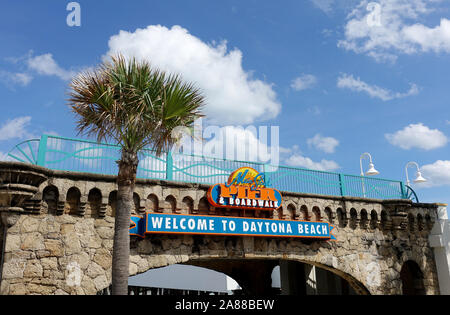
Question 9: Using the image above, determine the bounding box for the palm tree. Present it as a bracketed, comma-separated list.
[67, 55, 205, 295]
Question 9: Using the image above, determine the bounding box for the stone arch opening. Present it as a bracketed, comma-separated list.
[146, 194, 159, 212]
[312, 206, 321, 222]
[360, 209, 368, 229]
[287, 204, 296, 220]
[181, 196, 194, 214]
[349, 208, 358, 230]
[66, 187, 81, 216]
[88, 188, 102, 218]
[108, 190, 117, 217]
[400, 260, 425, 295]
[336, 208, 346, 228]
[324, 207, 332, 223]
[42, 185, 59, 215]
[198, 197, 210, 215]
[133, 193, 141, 215]
[164, 195, 177, 214]
[370, 210, 378, 229]
[300, 205, 309, 221]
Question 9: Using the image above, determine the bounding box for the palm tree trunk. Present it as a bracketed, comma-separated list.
[112, 150, 138, 295]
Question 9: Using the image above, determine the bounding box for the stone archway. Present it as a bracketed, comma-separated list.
[184, 258, 369, 295]
[400, 260, 425, 295]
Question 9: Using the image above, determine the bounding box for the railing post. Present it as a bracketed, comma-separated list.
[36, 134, 48, 166]
[263, 164, 271, 187]
[166, 150, 173, 181]
[400, 182, 406, 199]
[339, 173, 346, 197]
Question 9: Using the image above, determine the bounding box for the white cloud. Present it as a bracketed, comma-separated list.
[307, 134, 339, 153]
[0, 116, 32, 141]
[311, 0, 335, 14]
[170, 122, 282, 168]
[337, 73, 419, 101]
[420, 160, 450, 187]
[0, 51, 77, 87]
[105, 25, 281, 125]
[291, 74, 318, 91]
[403, 18, 450, 54]
[385, 123, 448, 150]
[0, 71, 33, 87]
[285, 154, 340, 171]
[27, 53, 76, 81]
[338, 0, 450, 62]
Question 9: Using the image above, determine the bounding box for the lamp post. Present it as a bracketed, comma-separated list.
[405, 161, 427, 186]
[360, 152, 379, 177]
[360, 152, 379, 197]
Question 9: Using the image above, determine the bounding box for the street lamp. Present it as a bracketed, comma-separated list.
[405, 161, 427, 186]
[360, 152, 379, 198]
[360, 152, 379, 176]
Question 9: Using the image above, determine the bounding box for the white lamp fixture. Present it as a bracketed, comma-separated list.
[360, 153, 380, 177]
[405, 162, 427, 186]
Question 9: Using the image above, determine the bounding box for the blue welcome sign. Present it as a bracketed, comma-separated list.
[130, 213, 336, 241]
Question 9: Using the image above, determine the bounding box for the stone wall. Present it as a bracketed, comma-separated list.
[0, 162, 441, 295]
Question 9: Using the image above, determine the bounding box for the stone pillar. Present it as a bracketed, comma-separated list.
[0, 218, 6, 288]
[56, 200, 65, 216]
[429, 204, 450, 295]
[0, 212, 20, 291]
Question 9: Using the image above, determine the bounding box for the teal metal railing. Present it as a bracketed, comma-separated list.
[7, 134, 412, 200]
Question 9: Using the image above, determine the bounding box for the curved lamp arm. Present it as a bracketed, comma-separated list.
[405, 161, 421, 186]
[360, 152, 373, 176]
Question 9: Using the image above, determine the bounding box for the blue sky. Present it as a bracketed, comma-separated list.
[0, 0, 449, 209]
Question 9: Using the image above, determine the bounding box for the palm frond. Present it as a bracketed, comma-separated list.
[67, 54, 205, 156]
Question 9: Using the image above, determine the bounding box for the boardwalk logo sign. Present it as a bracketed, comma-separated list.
[207, 167, 282, 211]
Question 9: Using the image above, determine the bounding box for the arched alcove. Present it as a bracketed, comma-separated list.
[182, 196, 194, 214]
[198, 197, 210, 215]
[165, 195, 177, 213]
[336, 208, 346, 228]
[88, 188, 102, 218]
[400, 260, 425, 295]
[360, 209, 368, 229]
[370, 210, 378, 229]
[108, 191, 117, 217]
[312, 206, 321, 222]
[324, 207, 332, 223]
[66, 187, 81, 215]
[287, 204, 296, 220]
[300, 205, 309, 221]
[133, 193, 141, 215]
[349, 208, 358, 230]
[42, 185, 59, 215]
[146, 194, 159, 212]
